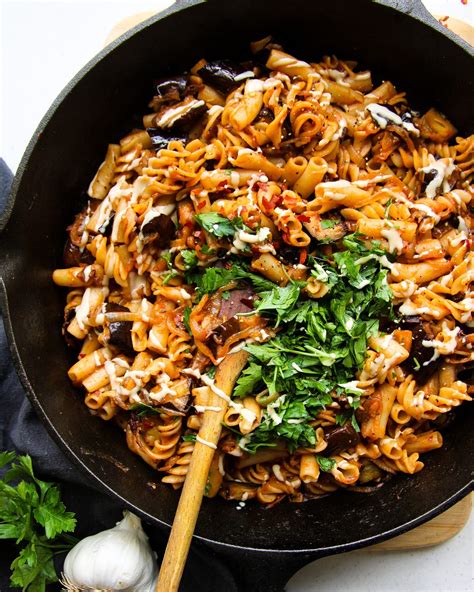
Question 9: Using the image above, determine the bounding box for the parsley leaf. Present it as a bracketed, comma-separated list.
[233, 363, 263, 398]
[320, 219, 338, 229]
[255, 283, 303, 327]
[183, 306, 192, 334]
[195, 213, 248, 238]
[182, 434, 197, 442]
[317, 456, 336, 472]
[130, 403, 161, 417]
[0, 452, 77, 591]
[187, 261, 276, 296]
[181, 249, 199, 270]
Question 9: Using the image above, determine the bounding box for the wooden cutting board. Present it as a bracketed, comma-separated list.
[104, 10, 473, 551]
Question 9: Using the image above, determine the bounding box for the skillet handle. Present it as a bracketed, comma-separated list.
[205, 544, 322, 592]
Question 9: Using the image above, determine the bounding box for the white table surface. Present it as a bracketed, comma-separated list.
[1, 1, 472, 591]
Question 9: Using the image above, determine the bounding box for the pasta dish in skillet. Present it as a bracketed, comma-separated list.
[53, 39, 473, 506]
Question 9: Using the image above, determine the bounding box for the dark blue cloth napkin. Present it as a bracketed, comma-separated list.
[0, 159, 236, 591]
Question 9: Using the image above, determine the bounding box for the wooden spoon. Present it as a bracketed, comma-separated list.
[156, 349, 249, 592]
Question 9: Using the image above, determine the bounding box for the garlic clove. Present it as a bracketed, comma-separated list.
[63, 511, 158, 592]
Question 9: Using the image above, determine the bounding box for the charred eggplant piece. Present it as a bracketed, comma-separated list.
[154, 98, 207, 132]
[278, 246, 302, 265]
[146, 127, 188, 151]
[62, 307, 81, 349]
[324, 424, 360, 455]
[63, 238, 94, 267]
[397, 315, 442, 383]
[154, 74, 187, 103]
[106, 303, 134, 355]
[140, 211, 175, 248]
[207, 288, 257, 354]
[198, 60, 251, 94]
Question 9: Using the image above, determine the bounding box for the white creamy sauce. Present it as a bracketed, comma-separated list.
[258, 243, 277, 255]
[157, 100, 205, 128]
[366, 103, 419, 135]
[390, 191, 441, 223]
[419, 158, 455, 198]
[458, 216, 469, 234]
[353, 174, 392, 188]
[245, 78, 264, 93]
[354, 253, 395, 274]
[331, 117, 347, 141]
[230, 171, 240, 187]
[194, 405, 222, 413]
[113, 357, 130, 369]
[196, 435, 217, 450]
[422, 350, 440, 367]
[141, 204, 176, 229]
[83, 265, 93, 283]
[422, 322, 460, 356]
[449, 232, 468, 248]
[181, 368, 202, 379]
[232, 226, 271, 252]
[234, 70, 255, 82]
[263, 77, 281, 90]
[381, 228, 403, 253]
[218, 455, 226, 476]
[326, 68, 349, 86]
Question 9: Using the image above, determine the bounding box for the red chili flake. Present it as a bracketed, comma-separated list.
[197, 200, 207, 209]
[79, 353, 86, 359]
[297, 214, 310, 223]
[299, 249, 307, 265]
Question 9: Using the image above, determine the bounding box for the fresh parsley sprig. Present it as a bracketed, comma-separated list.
[0, 451, 77, 592]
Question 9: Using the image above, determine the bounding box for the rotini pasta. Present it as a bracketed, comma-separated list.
[53, 41, 473, 507]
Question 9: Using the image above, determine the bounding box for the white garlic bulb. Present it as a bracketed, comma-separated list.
[62, 511, 158, 591]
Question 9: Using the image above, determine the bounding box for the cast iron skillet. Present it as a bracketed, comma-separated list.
[0, 0, 473, 590]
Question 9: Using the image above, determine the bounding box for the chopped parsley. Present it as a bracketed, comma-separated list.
[187, 261, 275, 297]
[233, 234, 394, 453]
[183, 306, 192, 334]
[182, 434, 197, 443]
[194, 212, 249, 239]
[317, 455, 336, 472]
[320, 219, 338, 229]
[130, 403, 160, 417]
[181, 249, 199, 270]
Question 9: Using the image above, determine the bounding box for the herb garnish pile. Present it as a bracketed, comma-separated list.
[0, 451, 77, 591]
[186, 233, 393, 454]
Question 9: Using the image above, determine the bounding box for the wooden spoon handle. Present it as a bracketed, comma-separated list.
[156, 350, 249, 592]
